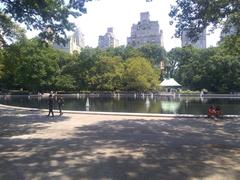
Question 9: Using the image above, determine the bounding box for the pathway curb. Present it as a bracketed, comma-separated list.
[0, 104, 239, 118]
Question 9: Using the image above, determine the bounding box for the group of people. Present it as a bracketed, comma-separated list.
[47, 93, 64, 117]
[208, 105, 222, 118]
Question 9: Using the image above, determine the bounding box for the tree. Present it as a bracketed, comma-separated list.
[0, 0, 90, 45]
[0, 49, 4, 79]
[218, 35, 240, 56]
[206, 54, 240, 93]
[61, 47, 103, 90]
[167, 45, 240, 93]
[168, 46, 211, 90]
[139, 44, 167, 66]
[106, 46, 143, 60]
[123, 57, 160, 91]
[54, 75, 77, 91]
[77, 47, 102, 90]
[169, 0, 240, 40]
[88, 55, 124, 91]
[167, 48, 182, 78]
[0, 13, 26, 47]
[167, 46, 198, 82]
[1, 39, 60, 91]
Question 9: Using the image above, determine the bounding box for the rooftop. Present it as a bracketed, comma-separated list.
[160, 78, 181, 87]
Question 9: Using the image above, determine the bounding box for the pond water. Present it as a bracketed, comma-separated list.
[1, 95, 240, 115]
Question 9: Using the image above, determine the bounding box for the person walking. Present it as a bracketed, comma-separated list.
[47, 94, 54, 117]
[57, 96, 64, 116]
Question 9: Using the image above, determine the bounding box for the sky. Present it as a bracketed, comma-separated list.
[28, 0, 221, 51]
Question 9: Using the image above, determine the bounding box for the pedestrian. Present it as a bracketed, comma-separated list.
[47, 94, 54, 117]
[57, 96, 64, 116]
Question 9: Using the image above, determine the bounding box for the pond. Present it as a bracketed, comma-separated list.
[1, 95, 240, 115]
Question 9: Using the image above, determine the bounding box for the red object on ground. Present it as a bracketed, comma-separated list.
[208, 106, 216, 118]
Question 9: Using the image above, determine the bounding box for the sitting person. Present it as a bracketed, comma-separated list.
[208, 105, 216, 118]
[215, 105, 222, 118]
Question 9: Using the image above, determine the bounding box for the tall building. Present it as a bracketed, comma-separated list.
[127, 12, 164, 48]
[220, 25, 237, 40]
[98, 27, 119, 49]
[53, 28, 85, 54]
[181, 29, 206, 49]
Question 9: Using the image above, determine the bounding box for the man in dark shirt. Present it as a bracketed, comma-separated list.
[47, 94, 54, 117]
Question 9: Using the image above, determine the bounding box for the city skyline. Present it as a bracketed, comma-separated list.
[71, 0, 221, 51]
[27, 0, 221, 51]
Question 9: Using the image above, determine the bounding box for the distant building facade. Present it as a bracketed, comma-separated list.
[127, 12, 164, 48]
[181, 29, 206, 49]
[98, 27, 119, 49]
[53, 29, 85, 54]
[220, 25, 237, 40]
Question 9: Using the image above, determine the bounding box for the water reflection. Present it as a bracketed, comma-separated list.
[0, 95, 240, 115]
[145, 96, 150, 110]
[161, 101, 180, 114]
[85, 97, 90, 111]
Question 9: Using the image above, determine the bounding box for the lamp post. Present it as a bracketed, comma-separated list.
[160, 60, 171, 80]
[165, 62, 171, 79]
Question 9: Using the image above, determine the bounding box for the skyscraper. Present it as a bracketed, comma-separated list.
[220, 25, 237, 40]
[53, 28, 85, 54]
[98, 27, 119, 49]
[181, 29, 206, 49]
[127, 12, 164, 48]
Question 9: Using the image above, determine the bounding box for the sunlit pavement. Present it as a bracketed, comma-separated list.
[0, 106, 239, 180]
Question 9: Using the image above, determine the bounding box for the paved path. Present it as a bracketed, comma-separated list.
[0, 106, 239, 180]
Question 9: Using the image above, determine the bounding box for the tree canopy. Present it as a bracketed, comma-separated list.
[0, 39, 162, 92]
[0, 38, 74, 91]
[124, 57, 160, 91]
[167, 38, 240, 93]
[0, 0, 90, 46]
[1, 36, 240, 93]
[169, 0, 240, 40]
[139, 44, 167, 66]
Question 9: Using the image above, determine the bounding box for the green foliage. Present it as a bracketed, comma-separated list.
[124, 57, 160, 91]
[0, 13, 26, 47]
[54, 75, 77, 91]
[219, 35, 240, 56]
[168, 0, 240, 93]
[169, 0, 240, 40]
[55, 50, 75, 68]
[206, 54, 240, 93]
[2, 37, 239, 93]
[0, 0, 90, 45]
[139, 44, 167, 66]
[167, 46, 198, 78]
[88, 55, 124, 91]
[106, 46, 143, 60]
[76, 47, 103, 90]
[168, 43, 240, 93]
[62, 47, 161, 91]
[0, 49, 4, 79]
[1, 39, 66, 91]
[180, 89, 200, 94]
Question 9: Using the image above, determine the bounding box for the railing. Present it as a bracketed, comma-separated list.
[2, 92, 240, 98]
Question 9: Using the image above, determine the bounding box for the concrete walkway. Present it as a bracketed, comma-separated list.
[0, 106, 239, 180]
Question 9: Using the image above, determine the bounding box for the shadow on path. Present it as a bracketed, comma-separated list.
[0, 108, 69, 137]
[0, 110, 239, 179]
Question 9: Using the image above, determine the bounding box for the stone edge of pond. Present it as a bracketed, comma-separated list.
[0, 104, 239, 118]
